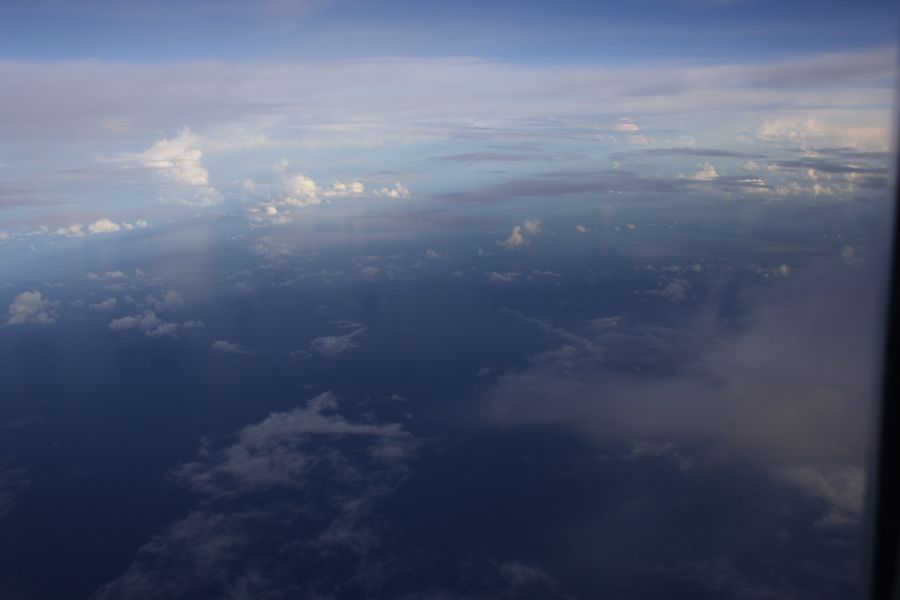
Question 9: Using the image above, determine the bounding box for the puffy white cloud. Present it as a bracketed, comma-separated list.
[283, 173, 321, 207]
[54, 218, 148, 238]
[310, 326, 366, 358]
[575, 225, 590, 233]
[681, 162, 719, 181]
[139, 128, 222, 206]
[323, 180, 365, 198]
[499, 218, 542, 250]
[374, 182, 410, 199]
[87, 218, 120, 234]
[501, 225, 526, 250]
[6, 291, 56, 325]
[141, 128, 210, 186]
[210, 340, 250, 354]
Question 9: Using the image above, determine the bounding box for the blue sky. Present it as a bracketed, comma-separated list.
[1, 0, 897, 62]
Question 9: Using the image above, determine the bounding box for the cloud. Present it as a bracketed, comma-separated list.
[146, 290, 185, 312]
[282, 173, 322, 207]
[575, 225, 589, 233]
[521, 218, 542, 235]
[92, 392, 419, 599]
[650, 278, 692, 302]
[87, 218, 121, 234]
[109, 311, 180, 338]
[681, 162, 719, 181]
[54, 218, 148, 238]
[89, 297, 118, 310]
[481, 256, 881, 528]
[310, 326, 366, 358]
[499, 218, 542, 250]
[210, 340, 250, 354]
[323, 180, 365, 197]
[139, 128, 222, 206]
[6, 291, 57, 325]
[489, 272, 519, 283]
[374, 182, 410, 199]
[611, 117, 640, 132]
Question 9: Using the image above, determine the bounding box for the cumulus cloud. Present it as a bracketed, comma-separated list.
[499, 218, 542, 250]
[681, 162, 720, 181]
[374, 182, 410, 198]
[6, 291, 57, 325]
[54, 218, 148, 238]
[310, 326, 367, 358]
[323, 180, 365, 197]
[139, 128, 222, 206]
[282, 173, 322, 207]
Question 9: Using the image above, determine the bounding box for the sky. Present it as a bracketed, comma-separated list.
[0, 1, 898, 599]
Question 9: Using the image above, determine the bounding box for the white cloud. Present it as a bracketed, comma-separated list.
[139, 128, 222, 206]
[310, 326, 366, 358]
[323, 180, 365, 197]
[87, 218, 121, 234]
[500, 225, 526, 250]
[210, 340, 250, 354]
[575, 225, 590, 233]
[6, 291, 56, 325]
[141, 128, 210, 186]
[374, 182, 410, 199]
[282, 173, 321, 207]
[612, 117, 640, 132]
[54, 218, 148, 238]
[499, 218, 542, 250]
[54, 223, 85, 238]
[89, 297, 118, 311]
[681, 161, 719, 181]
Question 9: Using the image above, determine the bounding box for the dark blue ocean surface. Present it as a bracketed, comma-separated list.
[0, 182, 888, 599]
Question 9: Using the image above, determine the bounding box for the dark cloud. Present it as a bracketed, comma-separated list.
[430, 152, 584, 163]
[774, 158, 888, 175]
[614, 147, 765, 160]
